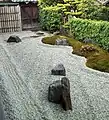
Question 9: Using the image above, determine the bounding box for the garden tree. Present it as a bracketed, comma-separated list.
[39, 0, 100, 18]
[39, 0, 83, 25]
[39, 0, 109, 20]
[62, 0, 109, 21]
[76, 0, 109, 21]
[38, 0, 86, 31]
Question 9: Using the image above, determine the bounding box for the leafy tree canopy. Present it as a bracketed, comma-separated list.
[39, 0, 109, 21]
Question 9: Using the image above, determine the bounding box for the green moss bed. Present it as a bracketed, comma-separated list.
[42, 35, 109, 73]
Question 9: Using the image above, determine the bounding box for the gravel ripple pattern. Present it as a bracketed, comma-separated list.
[0, 31, 109, 120]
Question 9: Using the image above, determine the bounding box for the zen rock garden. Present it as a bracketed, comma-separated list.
[7, 34, 72, 111]
[1, 30, 109, 119]
[48, 64, 72, 111]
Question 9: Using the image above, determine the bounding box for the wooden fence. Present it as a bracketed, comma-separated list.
[0, 5, 22, 33]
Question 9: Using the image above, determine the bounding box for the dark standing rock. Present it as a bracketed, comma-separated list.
[55, 38, 68, 46]
[7, 35, 21, 43]
[48, 80, 62, 104]
[48, 77, 72, 111]
[51, 64, 66, 76]
[61, 77, 72, 111]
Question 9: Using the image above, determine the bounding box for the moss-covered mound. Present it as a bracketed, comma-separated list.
[42, 35, 109, 73]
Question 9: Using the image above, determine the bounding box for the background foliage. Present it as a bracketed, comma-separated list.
[64, 18, 109, 50]
[39, 0, 109, 32]
[39, 9, 61, 32]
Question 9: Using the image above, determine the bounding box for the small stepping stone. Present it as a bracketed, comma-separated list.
[51, 64, 66, 76]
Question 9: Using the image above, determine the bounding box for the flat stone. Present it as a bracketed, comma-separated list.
[51, 64, 66, 76]
[7, 35, 21, 43]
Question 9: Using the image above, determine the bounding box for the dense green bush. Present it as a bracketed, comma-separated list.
[39, 8, 62, 32]
[64, 18, 109, 50]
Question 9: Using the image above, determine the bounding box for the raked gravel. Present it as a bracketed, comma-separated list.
[0, 31, 109, 120]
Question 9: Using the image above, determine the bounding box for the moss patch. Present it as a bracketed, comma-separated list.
[42, 35, 109, 73]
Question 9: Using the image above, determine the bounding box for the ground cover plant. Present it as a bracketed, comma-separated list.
[42, 35, 109, 73]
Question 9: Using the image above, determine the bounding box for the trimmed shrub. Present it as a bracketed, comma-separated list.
[39, 7, 62, 32]
[64, 18, 109, 50]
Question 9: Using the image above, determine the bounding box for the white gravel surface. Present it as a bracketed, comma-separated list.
[0, 31, 109, 120]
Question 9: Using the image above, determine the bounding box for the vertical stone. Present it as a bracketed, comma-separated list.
[61, 77, 72, 111]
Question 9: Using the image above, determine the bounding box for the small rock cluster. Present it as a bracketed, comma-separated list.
[48, 64, 72, 111]
[55, 38, 69, 46]
[7, 35, 21, 43]
[80, 45, 96, 53]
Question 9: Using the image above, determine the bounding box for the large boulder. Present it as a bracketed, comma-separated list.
[48, 80, 62, 104]
[51, 64, 66, 76]
[48, 77, 72, 111]
[7, 35, 21, 43]
[55, 38, 68, 46]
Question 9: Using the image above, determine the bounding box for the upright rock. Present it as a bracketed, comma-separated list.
[61, 77, 72, 111]
[48, 80, 62, 104]
[51, 64, 66, 76]
[48, 77, 72, 111]
[7, 35, 21, 43]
